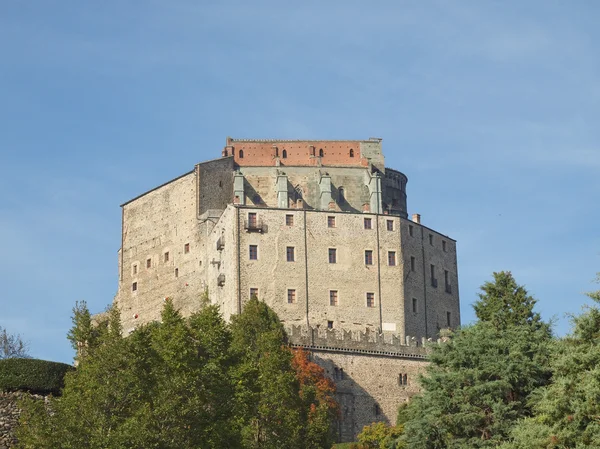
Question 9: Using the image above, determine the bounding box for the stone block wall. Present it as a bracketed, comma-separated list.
[0, 391, 49, 449]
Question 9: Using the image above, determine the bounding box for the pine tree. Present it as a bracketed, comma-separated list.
[402, 272, 553, 449]
[503, 277, 600, 448]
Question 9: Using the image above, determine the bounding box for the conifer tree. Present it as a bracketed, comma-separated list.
[401, 272, 553, 449]
[503, 276, 600, 448]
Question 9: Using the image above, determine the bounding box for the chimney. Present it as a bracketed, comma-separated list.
[412, 213, 421, 224]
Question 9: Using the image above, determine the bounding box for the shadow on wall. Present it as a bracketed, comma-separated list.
[312, 354, 388, 443]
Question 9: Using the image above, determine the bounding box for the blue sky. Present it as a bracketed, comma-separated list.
[1, 1, 598, 364]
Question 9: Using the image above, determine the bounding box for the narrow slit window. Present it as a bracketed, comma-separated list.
[349, 148, 354, 157]
[184, 243, 190, 254]
[366, 292, 375, 308]
[164, 252, 169, 263]
[411, 256, 416, 272]
[412, 298, 418, 313]
[287, 289, 296, 304]
[146, 258, 152, 269]
[132, 282, 137, 292]
[329, 290, 338, 306]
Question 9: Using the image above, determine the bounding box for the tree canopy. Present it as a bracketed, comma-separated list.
[401, 271, 553, 449]
[16, 298, 338, 449]
[0, 325, 29, 360]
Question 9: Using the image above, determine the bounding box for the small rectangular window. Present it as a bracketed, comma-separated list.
[328, 216, 336, 228]
[286, 246, 295, 262]
[249, 245, 258, 260]
[388, 251, 396, 266]
[133, 264, 138, 275]
[146, 258, 152, 269]
[410, 256, 416, 272]
[132, 282, 137, 292]
[328, 248, 337, 264]
[412, 298, 418, 313]
[250, 288, 259, 299]
[329, 290, 338, 306]
[430, 264, 437, 287]
[286, 214, 294, 226]
[447, 311, 452, 327]
[248, 212, 257, 227]
[164, 252, 169, 263]
[366, 292, 375, 308]
[386, 220, 394, 231]
[445, 270, 451, 293]
[175, 268, 179, 278]
[287, 289, 296, 304]
[365, 250, 373, 265]
[364, 218, 372, 230]
[442, 240, 447, 252]
[184, 243, 190, 254]
[327, 320, 334, 329]
[409, 225, 414, 237]
[429, 234, 434, 245]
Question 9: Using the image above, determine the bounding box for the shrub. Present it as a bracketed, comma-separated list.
[0, 358, 74, 395]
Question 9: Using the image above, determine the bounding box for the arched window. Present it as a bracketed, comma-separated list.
[239, 149, 244, 158]
[319, 148, 324, 157]
[338, 187, 345, 203]
[349, 149, 354, 157]
[282, 149, 287, 159]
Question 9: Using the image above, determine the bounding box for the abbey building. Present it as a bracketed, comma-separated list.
[113, 137, 460, 441]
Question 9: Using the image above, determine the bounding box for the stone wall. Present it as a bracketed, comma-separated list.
[0, 391, 48, 449]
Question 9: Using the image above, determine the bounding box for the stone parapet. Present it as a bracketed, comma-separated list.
[286, 325, 431, 359]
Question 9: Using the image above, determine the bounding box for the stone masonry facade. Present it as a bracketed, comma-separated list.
[113, 137, 460, 441]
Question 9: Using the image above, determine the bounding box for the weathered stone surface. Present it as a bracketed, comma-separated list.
[0, 391, 49, 448]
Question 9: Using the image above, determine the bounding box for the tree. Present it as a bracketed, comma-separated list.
[503, 276, 600, 448]
[17, 300, 239, 449]
[0, 325, 29, 359]
[230, 297, 304, 449]
[401, 272, 553, 449]
[357, 421, 405, 449]
[291, 348, 339, 449]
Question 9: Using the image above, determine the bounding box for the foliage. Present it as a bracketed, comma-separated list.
[66, 300, 109, 361]
[292, 348, 339, 449]
[230, 297, 305, 449]
[17, 297, 338, 449]
[357, 421, 405, 449]
[401, 271, 553, 448]
[0, 325, 29, 359]
[0, 358, 73, 394]
[502, 277, 600, 448]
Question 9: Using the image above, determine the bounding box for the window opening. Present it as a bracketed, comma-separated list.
[329, 290, 338, 306]
[409, 225, 414, 237]
[365, 250, 373, 265]
[146, 258, 152, 269]
[327, 216, 336, 228]
[132, 282, 137, 292]
[287, 289, 296, 304]
[366, 292, 375, 308]
[447, 311, 452, 327]
[327, 320, 334, 329]
[386, 220, 394, 231]
[133, 264, 138, 275]
[328, 248, 337, 264]
[412, 298, 418, 313]
[388, 251, 396, 266]
[286, 214, 294, 226]
[282, 149, 287, 158]
[250, 288, 258, 299]
[184, 243, 190, 254]
[364, 218, 372, 229]
[286, 246, 295, 262]
[239, 149, 244, 158]
[249, 245, 258, 260]
[319, 149, 324, 157]
[349, 148, 354, 157]
[411, 256, 416, 272]
[175, 268, 179, 278]
[164, 252, 169, 263]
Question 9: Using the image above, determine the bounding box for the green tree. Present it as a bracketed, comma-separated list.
[357, 421, 405, 449]
[230, 297, 304, 449]
[401, 272, 553, 449]
[503, 276, 600, 449]
[17, 300, 239, 449]
[0, 325, 29, 359]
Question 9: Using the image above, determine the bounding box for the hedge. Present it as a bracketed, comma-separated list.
[0, 358, 74, 395]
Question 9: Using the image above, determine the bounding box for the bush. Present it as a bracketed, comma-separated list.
[0, 358, 74, 395]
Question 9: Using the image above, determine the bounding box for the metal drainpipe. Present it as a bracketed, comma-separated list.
[376, 214, 383, 333]
[303, 209, 311, 335]
[236, 206, 242, 315]
[421, 226, 429, 338]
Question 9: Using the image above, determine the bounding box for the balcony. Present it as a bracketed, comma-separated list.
[244, 218, 267, 233]
[217, 274, 226, 287]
